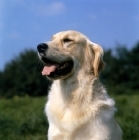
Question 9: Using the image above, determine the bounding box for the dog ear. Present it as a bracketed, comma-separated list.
[88, 42, 105, 77]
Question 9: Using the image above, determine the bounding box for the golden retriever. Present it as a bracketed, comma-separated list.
[37, 30, 122, 140]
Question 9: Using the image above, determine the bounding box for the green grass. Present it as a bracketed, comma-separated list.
[0, 94, 139, 140]
[113, 94, 139, 140]
[0, 96, 48, 140]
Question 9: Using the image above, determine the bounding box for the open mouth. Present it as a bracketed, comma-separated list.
[41, 57, 74, 79]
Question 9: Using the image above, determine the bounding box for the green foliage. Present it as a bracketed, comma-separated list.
[0, 95, 139, 140]
[114, 95, 139, 140]
[0, 96, 48, 140]
[0, 49, 51, 98]
[101, 42, 139, 94]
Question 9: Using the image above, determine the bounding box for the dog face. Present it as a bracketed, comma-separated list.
[37, 30, 105, 80]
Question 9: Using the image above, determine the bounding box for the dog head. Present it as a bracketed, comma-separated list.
[37, 30, 105, 80]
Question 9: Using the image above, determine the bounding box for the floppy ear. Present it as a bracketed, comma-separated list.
[88, 42, 105, 77]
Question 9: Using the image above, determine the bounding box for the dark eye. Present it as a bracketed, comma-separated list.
[63, 38, 72, 43]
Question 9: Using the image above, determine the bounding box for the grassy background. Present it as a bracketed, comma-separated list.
[0, 94, 139, 140]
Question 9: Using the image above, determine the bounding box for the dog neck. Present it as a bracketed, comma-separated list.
[55, 71, 98, 105]
[48, 71, 108, 117]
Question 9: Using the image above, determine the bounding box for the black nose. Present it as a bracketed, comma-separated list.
[37, 43, 48, 53]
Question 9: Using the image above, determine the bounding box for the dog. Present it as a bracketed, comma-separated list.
[37, 30, 122, 140]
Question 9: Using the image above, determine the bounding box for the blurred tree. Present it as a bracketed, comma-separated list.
[101, 42, 139, 93]
[126, 42, 139, 89]
[0, 49, 51, 98]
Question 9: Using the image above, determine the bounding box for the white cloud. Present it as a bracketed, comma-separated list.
[1, 1, 66, 17]
[32, 1, 66, 17]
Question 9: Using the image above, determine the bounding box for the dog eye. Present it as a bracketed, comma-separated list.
[63, 38, 72, 43]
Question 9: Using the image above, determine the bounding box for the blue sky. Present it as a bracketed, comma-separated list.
[0, 0, 139, 70]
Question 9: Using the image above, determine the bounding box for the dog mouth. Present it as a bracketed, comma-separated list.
[40, 57, 74, 79]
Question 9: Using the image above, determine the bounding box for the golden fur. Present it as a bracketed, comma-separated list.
[38, 30, 122, 140]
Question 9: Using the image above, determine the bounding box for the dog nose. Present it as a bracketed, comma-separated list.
[37, 43, 48, 53]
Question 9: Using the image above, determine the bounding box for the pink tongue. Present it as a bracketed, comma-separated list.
[42, 65, 56, 76]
